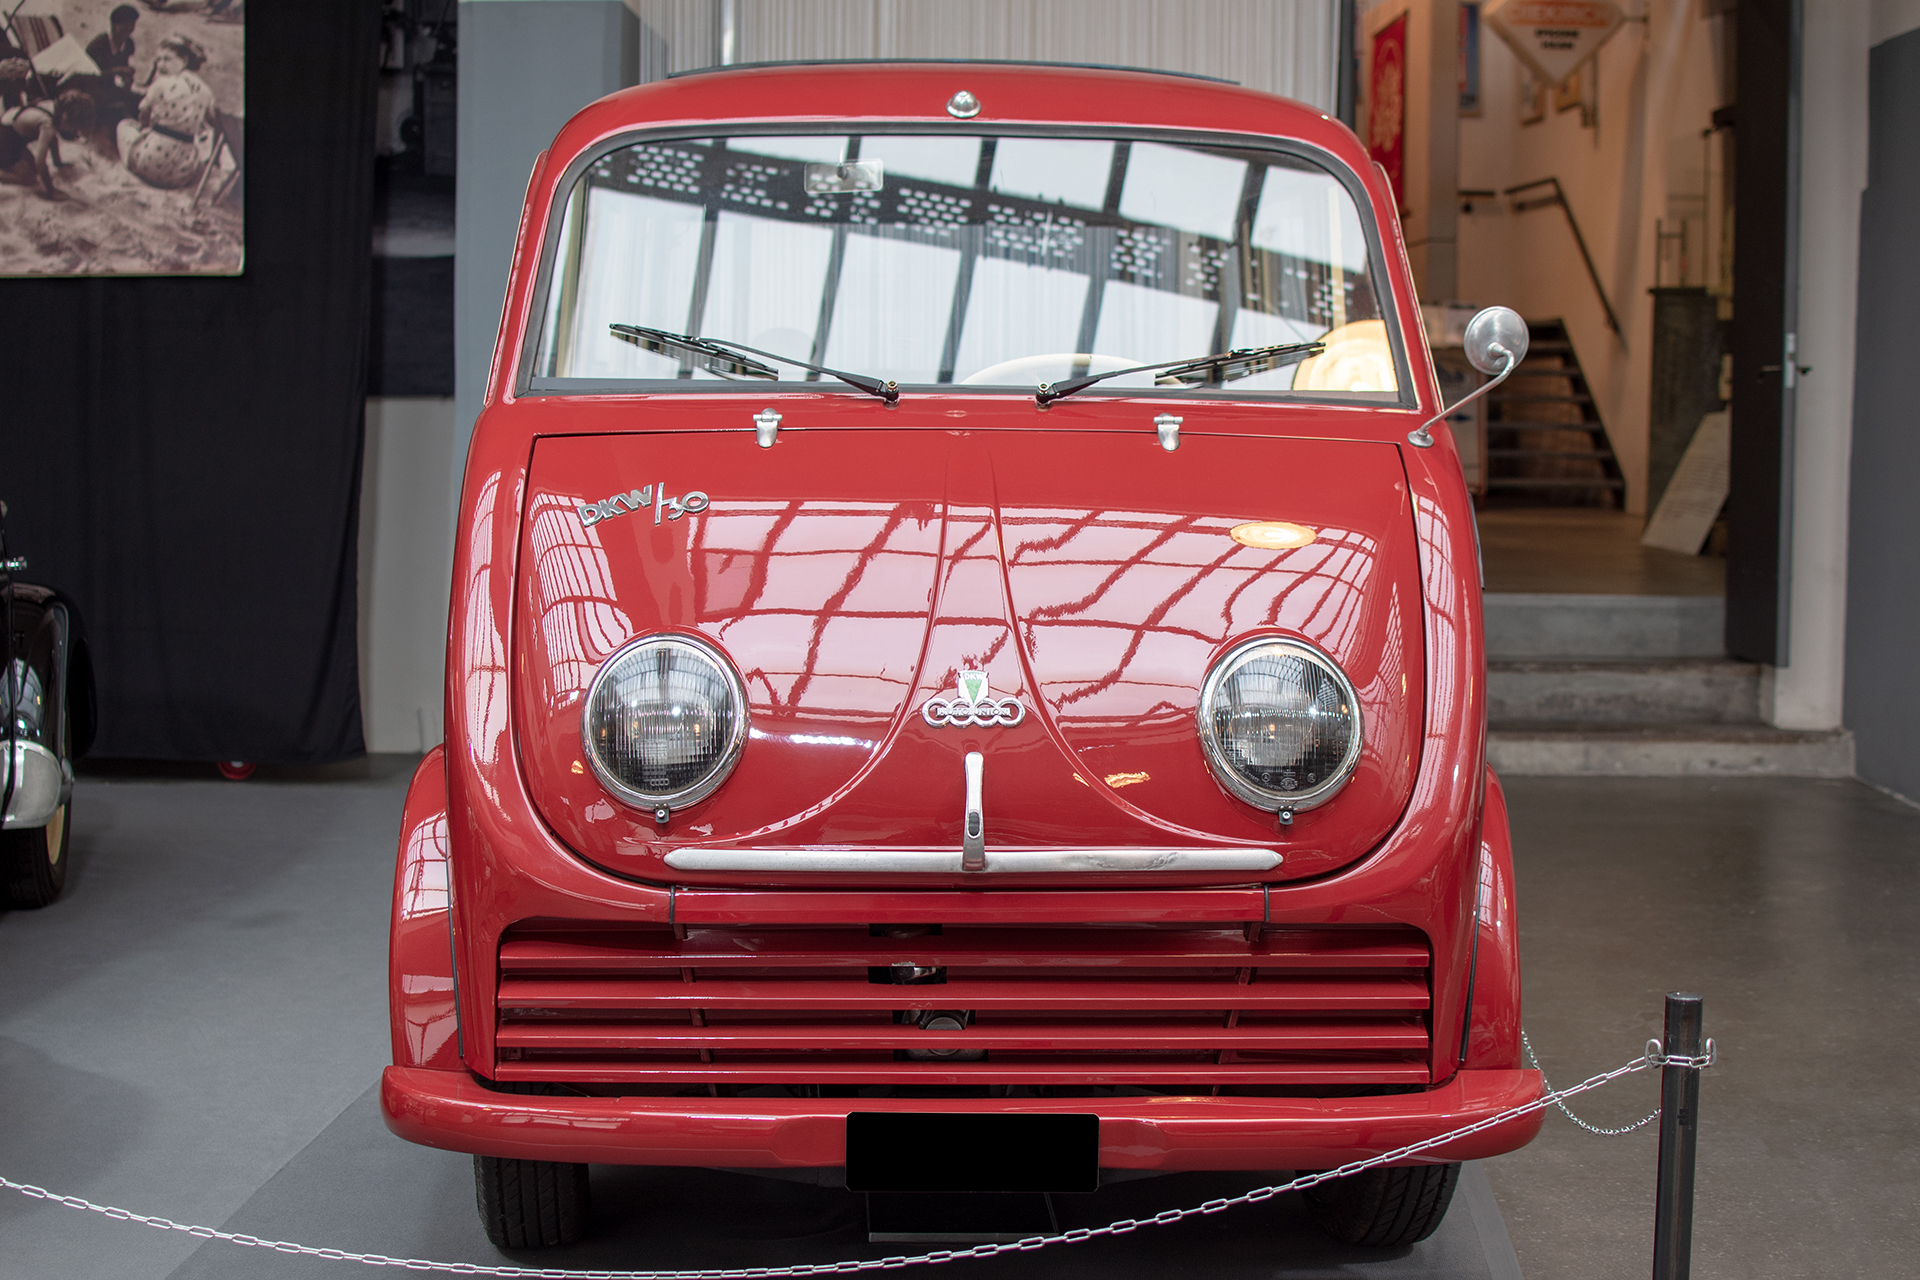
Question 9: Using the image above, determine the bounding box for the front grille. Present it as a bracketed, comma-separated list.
[492, 923, 1432, 1089]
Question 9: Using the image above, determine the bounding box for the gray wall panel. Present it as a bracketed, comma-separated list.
[455, 1, 640, 487]
[1843, 26, 1920, 798]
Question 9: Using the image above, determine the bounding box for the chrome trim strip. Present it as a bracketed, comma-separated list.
[662, 847, 1282, 873]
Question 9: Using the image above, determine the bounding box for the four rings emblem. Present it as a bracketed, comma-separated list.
[921, 670, 1026, 728]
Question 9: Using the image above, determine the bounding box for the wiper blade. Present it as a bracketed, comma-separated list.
[610, 324, 900, 404]
[1035, 341, 1326, 406]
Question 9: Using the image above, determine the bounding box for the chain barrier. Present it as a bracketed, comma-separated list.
[0, 1040, 1714, 1280]
[1524, 1028, 1683, 1137]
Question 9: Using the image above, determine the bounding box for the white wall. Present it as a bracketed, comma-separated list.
[1874, 0, 1920, 44]
[1449, 2, 1898, 732]
[358, 398, 457, 753]
[630, 0, 1341, 109]
[1457, 1, 1727, 516]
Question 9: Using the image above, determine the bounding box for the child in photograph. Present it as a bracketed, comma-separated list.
[0, 58, 94, 199]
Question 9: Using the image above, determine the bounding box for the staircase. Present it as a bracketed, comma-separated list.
[1484, 594, 1854, 776]
[1482, 319, 1625, 508]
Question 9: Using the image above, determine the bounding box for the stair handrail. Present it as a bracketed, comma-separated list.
[1504, 177, 1623, 339]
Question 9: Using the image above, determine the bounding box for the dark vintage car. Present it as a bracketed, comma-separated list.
[381, 61, 1540, 1252]
[1, 503, 94, 908]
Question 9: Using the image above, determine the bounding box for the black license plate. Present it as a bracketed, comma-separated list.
[845, 1112, 1099, 1193]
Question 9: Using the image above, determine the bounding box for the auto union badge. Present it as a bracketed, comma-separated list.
[921, 669, 1027, 728]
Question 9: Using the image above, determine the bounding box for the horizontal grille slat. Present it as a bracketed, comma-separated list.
[497, 975, 1430, 1012]
[493, 923, 1434, 1090]
[492, 1060, 1434, 1086]
[499, 928, 1428, 972]
[497, 1018, 1430, 1052]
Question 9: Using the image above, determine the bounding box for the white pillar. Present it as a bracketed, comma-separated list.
[1767, 0, 1871, 729]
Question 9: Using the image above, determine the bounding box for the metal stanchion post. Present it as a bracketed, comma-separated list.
[1651, 992, 1704, 1280]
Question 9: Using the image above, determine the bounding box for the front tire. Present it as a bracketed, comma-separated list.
[473, 1155, 590, 1249]
[1, 799, 69, 909]
[1303, 1162, 1461, 1247]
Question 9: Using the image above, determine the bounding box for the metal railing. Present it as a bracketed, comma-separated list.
[1506, 177, 1624, 338]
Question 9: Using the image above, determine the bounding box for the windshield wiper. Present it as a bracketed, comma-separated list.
[1034, 341, 1326, 406]
[610, 324, 900, 404]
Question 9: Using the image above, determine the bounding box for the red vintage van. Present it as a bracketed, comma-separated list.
[381, 60, 1540, 1253]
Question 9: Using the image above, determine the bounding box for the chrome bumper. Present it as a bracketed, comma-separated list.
[3, 739, 70, 829]
[663, 847, 1282, 873]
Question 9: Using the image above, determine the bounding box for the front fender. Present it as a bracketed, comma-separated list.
[1464, 767, 1522, 1069]
[8, 586, 95, 758]
[3, 587, 83, 827]
[390, 746, 460, 1071]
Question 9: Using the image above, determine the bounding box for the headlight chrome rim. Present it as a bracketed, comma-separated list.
[1196, 636, 1363, 813]
[580, 633, 749, 812]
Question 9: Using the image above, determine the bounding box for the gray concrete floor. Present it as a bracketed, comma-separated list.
[1478, 509, 1726, 596]
[1493, 777, 1920, 1278]
[0, 760, 410, 1280]
[2, 764, 1914, 1277]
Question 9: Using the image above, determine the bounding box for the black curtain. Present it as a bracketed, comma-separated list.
[0, 3, 379, 763]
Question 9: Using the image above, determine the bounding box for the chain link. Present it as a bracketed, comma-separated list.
[1522, 1029, 1669, 1136]
[0, 1042, 1714, 1279]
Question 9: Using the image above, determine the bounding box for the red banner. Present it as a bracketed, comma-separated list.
[1368, 13, 1408, 209]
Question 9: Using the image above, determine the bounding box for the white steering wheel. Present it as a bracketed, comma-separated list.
[959, 352, 1146, 387]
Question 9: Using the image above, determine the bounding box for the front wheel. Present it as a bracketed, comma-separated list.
[473, 1155, 590, 1249]
[1303, 1162, 1461, 1247]
[1, 797, 69, 909]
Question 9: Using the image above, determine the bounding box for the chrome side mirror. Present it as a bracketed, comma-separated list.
[1409, 305, 1530, 448]
[1463, 305, 1529, 376]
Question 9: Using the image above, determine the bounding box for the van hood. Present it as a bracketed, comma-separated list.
[513, 413, 1424, 887]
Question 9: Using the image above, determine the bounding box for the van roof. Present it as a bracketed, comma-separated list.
[668, 58, 1236, 85]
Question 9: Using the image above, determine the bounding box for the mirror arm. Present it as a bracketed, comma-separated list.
[1407, 343, 1516, 449]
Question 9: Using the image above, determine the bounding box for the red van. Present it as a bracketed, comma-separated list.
[381, 60, 1540, 1252]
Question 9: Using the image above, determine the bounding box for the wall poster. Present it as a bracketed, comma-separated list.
[1484, 0, 1624, 89]
[1, 0, 243, 276]
[1366, 11, 1406, 211]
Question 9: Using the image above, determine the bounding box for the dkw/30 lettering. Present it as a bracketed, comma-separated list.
[578, 483, 710, 527]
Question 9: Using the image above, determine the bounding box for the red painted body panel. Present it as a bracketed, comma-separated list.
[1465, 768, 1524, 1070]
[517, 425, 1422, 885]
[385, 62, 1534, 1175]
[384, 1064, 1542, 1170]
[389, 747, 459, 1072]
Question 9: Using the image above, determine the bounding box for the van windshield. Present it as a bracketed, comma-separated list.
[531, 131, 1402, 398]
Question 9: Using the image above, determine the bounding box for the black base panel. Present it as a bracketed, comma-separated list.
[846, 1112, 1099, 1193]
[867, 1192, 1057, 1243]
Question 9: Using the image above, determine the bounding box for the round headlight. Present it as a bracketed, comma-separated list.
[1197, 638, 1362, 812]
[582, 634, 748, 811]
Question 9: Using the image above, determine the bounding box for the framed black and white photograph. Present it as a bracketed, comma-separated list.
[1, 0, 243, 276]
